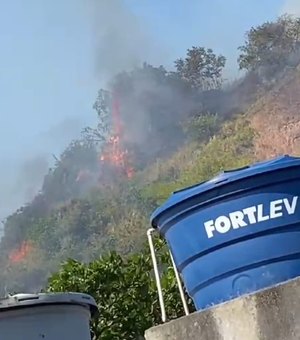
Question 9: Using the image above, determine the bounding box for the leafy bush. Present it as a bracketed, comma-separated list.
[46, 238, 195, 340]
[183, 112, 220, 143]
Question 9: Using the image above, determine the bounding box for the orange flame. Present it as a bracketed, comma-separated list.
[99, 91, 134, 178]
[9, 241, 33, 264]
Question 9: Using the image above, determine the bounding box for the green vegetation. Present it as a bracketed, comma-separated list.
[174, 46, 226, 90]
[238, 14, 300, 80]
[0, 14, 298, 339]
[141, 116, 255, 206]
[46, 238, 195, 340]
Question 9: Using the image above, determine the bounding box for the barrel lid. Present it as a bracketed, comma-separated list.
[0, 292, 98, 315]
[151, 155, 300, 227]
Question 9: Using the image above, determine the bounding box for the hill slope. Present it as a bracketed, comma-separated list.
[0, 116, 255, 294]
[2, 65, 300, 293]
[2, 15, 300, 295]
[249, 66, 300, 159]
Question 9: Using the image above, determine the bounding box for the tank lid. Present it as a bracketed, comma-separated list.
[0, 292, 98, 315]
[151, 155, 300, 227]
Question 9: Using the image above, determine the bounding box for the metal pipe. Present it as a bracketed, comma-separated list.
[147, 228, 166, 323]
[169, 249, 190, 316]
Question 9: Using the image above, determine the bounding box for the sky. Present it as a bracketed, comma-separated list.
[0, 0, 299, 222]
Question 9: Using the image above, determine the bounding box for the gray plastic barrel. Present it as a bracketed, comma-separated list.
[0, 292, 98, 340]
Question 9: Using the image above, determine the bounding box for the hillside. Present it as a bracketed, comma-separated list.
[249, 65, 300, 159]
[1, 14, 300, 340]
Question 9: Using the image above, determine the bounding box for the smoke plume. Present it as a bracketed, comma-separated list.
[87, 0, 166, 79]
[280, 0, 300, 16]
[0, 117, 83, 227]
[0, 0, 165, 228]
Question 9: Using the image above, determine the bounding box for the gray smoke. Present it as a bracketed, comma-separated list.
[87, 0, 167, 79]
[280, 0, 300, 16]
[0, 116, 83, 228]
[14, 155, 49, 202]
[0, 0, 168, 227]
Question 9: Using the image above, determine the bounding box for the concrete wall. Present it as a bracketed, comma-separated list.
[145, 277, 300, 340]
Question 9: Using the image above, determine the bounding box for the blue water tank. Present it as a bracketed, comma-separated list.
[151, 155, 300, 310]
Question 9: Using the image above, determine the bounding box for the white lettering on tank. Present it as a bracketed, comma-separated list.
[243, 206, 257, 224]
[257, 204, 269, 222]
[203, 196, 299, 238]
[215, 216, 231, 234]
[229, 211, 247, 229]
[204, 220, 215, 239]
[270, 199, 283, 219]
[284, 196, 298, 214]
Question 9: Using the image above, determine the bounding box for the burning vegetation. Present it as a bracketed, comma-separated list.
[9, 241, 33, 264]
[99, 91, 135, 179]
[3, 14, 300, 305]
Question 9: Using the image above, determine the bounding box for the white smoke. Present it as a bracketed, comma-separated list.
[280, 0, 300, 16]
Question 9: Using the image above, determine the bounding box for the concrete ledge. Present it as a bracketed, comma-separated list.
[145, 277, 300, 340]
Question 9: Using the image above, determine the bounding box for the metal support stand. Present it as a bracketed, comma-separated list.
[147, 228, 190, 323]
[169, 248, 190, 316]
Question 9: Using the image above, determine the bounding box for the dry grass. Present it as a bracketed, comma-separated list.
[247, 67, 300, 160]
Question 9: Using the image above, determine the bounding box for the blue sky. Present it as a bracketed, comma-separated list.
[0, 0, 298, 220]
[126, 0, 284, 76]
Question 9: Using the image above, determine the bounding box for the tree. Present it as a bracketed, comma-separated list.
[46, 238, 195, 340]
[238, 15, 300, 78]
[42, 140, 99, 203]
[85, 63, 195, 169]
[174, 46, 226, 91]
[82, 89, 111, 144]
